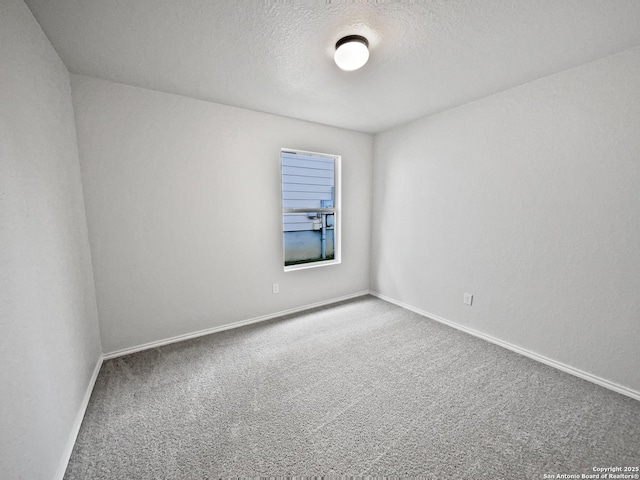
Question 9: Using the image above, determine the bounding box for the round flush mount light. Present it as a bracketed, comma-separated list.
[334, 35, 369, 71]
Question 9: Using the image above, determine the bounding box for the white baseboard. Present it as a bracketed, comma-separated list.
[55, 354, 104, 480]
[104, 291, 370, 360]
[370, 291, 640, 402]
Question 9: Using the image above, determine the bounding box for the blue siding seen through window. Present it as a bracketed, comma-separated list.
[282, 153, 334, 212]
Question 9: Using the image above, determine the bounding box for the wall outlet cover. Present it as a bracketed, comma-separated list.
[464, 293, 473, 305]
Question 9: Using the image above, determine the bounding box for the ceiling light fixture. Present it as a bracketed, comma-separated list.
[334, 35, 369, 71]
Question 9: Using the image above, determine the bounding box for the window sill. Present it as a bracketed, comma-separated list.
[284, 259, 341, 272]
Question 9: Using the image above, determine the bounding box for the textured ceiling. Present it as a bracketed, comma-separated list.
[24, 0, 640, 133]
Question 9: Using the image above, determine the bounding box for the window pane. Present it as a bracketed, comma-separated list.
[282, 153, 334, 210]
[281, 150, 339, 270]
[283, 213, 335, 266]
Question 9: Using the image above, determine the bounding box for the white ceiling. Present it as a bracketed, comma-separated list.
[25, 0, 640, 134]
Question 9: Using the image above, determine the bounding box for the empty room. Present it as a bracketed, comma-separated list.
[2, 0, 640, 478]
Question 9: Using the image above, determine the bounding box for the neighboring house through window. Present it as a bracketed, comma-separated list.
[281, 149, 341, 271]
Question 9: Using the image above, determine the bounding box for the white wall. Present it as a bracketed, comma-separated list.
[0, 1, 102, 478]
[71, 75, 373, 354]
[372, 46, 640, 394]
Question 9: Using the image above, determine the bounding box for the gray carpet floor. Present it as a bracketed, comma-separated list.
[64, 296, 640, 479]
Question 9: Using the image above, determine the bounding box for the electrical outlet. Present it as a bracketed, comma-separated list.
[272, 283, 279, 294]
[464, 293, 473, 306]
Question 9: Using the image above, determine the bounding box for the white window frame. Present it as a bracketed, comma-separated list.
[281, 148, 341, 272]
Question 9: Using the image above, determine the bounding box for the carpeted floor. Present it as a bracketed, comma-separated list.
[64, 296, 640, 479]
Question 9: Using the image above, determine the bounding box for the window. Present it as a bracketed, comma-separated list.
[281, 149, 341, 271]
